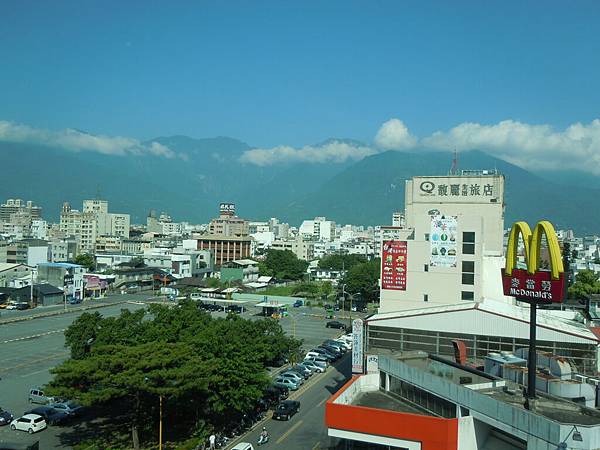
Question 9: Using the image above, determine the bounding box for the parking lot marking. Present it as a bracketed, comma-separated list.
[1, 328, 66, 344]
[316, 397, 327, 408]
[0, 351, 69, 373]
[21, 367, 51, 378]
[275, 419, 303, 444]
[312, 442, 321, 450]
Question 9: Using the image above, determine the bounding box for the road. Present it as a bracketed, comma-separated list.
[0, 297, 361, 449]
[227, 354, 350, 450]
[0, 298, 151, 449]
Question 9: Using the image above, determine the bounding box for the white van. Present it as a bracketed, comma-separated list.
[232, 442, 254, 450]
[190, 293, 202, 300]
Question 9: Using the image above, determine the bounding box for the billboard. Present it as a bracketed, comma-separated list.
[219, 202, 236, 215]
[352, 319, 364, 374]
[502, 221, 565, 304]
[381, 240, 407, 290]
[430, 216, 458, 267]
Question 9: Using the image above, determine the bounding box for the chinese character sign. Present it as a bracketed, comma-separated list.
[381, 240, 407, 290]
[430, 216, 458, 268]
[501, 268, 565, 303]
[352, 319, 364, 374]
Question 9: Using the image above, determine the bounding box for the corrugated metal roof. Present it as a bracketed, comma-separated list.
[367, 300, 598, 344]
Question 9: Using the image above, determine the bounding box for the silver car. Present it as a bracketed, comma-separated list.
[273, 377, 300, 391]
[279, 371, 304, 385]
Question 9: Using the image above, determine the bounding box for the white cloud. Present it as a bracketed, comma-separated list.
[240, 140, 377, 166]
[374, 118, 417, 150]
[421, 119, 600, 174]
[0, 120, 176, 158]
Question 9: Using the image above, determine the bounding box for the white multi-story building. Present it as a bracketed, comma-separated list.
[60, 201, 130, 253]
[299, 217, 336, 242]
[271, 236, 314, 261]
[379, 171, 507, 312]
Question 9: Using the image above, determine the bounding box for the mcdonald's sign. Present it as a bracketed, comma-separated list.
[501, 221, 565, 303]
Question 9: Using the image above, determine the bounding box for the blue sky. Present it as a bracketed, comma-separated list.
[1, 1, 600, 171]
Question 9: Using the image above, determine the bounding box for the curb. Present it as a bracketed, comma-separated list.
[0, 301, 128, 325]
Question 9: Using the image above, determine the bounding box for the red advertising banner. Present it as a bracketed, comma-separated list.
[381, 240, 407, 290]
[501, 269, 565, 303]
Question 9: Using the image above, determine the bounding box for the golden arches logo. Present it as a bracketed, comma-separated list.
[504, 220, 564, 280]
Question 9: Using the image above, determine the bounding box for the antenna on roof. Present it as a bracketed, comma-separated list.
[450, 148, 459, 175]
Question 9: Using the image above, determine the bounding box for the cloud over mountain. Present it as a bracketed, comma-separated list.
[0, 121, 176, 158]
[374, 118, 417, 150]
[240, 140, 376, 166]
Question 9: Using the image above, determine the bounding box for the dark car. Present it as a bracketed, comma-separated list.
[24, 406, 69, 425]
[293, 300, 302, 308]
[333, 304, 340, 311]
[15, 303, 30, 310]
[68, 297, 82, 305]
[326, 320, 346, 329]
[285, 368, 309, 380]
[320, 344, 343, 357]
[272, 400, 300, 421]
[324, 340, 347, 353]
[0, 407, 14, 426]
[310, 348, 336, 361]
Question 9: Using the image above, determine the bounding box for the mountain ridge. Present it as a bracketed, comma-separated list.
[1, 138, 599, 234]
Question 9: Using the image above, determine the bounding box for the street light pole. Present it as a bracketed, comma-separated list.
[159, 395, 163, 450]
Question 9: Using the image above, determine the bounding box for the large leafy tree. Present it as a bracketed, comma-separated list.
[318, 254, 367, 271]
[47, 301, 300, 449]
[73, 253, 95, 271]
[260, 249, 308, 280]
[568, 269, 600, 300]
[340, 258, 381, 303]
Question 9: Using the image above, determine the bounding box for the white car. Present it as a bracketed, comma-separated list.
[10, 414, 47, 433]
[333, 338, 352, 350]
[301, 360, 325, 373]
[6, 303, 17, 310]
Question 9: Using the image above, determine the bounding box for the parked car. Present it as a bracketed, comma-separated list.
[190, 293, 202, 300]
[24, 406, 69, 425]
[16, 302, 30, 310]
[278, 371, 304, 385]
[68, 297, 82, 305]
[301, 359, 325, 373]
[303, 357, 328, 371]
[305, 350, 333, 362]
[28, 389, 55, 405]
[293, 300, 303, 308]
[310, 347, 337, 361]
[326, 320, 347, 329]
[0, 407, 14, 426]
[292, 364, 312, 377]
[272, 400, 300, 421]
[320, 344, 344, 356]
[286, 368, 309, 380]
[48, 401, 83, 416]
[333, 338, 352, 350]
[10, 414, 46, 434]
[273, 377, 300, 391]
[263, 386, 288, 405]
[5, 302, 18, 310]
[324, 340, 347, 352]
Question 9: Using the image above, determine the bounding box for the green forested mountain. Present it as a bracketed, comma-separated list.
[2, 138, 599, 234]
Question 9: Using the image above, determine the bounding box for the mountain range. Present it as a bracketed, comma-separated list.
[1, 136, 599, 234]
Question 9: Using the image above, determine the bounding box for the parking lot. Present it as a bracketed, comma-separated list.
[0, 297, 365, 449]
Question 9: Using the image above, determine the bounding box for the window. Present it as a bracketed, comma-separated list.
[462, 273, 475, 285]
[424, 294, 429, 302]
[463, 231, 475, 254]
[462, 261, 474, 272]
[424, 264, 429, 272]
[425, 233, 430, 241]
[461, 291, 474, 301]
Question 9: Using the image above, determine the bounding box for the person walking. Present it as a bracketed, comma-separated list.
[209, 433, 216, 450]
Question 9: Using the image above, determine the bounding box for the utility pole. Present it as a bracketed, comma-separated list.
[30, 271, 34, 307]
[159, 395, 163, 450]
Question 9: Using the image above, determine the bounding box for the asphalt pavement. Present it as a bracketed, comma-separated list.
[226, 353, 351, 450]
[0, 297, 362, 449]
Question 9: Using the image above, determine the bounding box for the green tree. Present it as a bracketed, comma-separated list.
[341, 258, 380, 303]
[47, 302, 302, 449]
[74, 253, 95, 271]
[261, 249, 308, 280]
[318, 254, 366, 271]
[568, 269, 600, 300]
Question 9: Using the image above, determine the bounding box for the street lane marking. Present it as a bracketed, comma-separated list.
[275, 419, 303, 444]
[21, 367, 51, 377]
[312, 442, 321, 450]
[0, 351, 69, 373]
[316, 398, 327, 408]
[1, 328, 66, 344]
